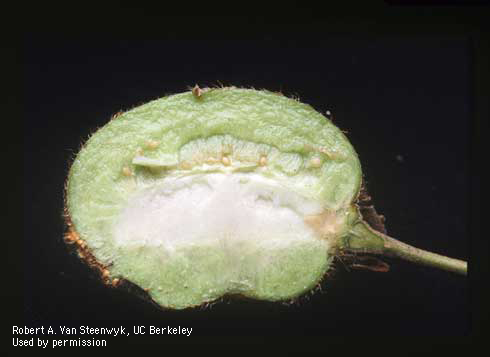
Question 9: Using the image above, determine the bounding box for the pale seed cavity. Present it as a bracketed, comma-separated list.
[133, 135, 332, 176]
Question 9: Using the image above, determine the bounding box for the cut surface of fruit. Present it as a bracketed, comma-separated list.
[65, 88, 362, 309]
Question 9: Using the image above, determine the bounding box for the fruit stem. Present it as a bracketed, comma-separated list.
[342, 221, 467, 276]
[382, 234, 467, 275]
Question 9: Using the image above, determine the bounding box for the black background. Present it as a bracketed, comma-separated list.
[19, 4, 488, 348]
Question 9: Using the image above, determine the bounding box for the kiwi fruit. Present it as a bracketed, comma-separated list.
[64, 86, 467, 310]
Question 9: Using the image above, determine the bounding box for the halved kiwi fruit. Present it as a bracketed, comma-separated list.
[64, 86, 466, 310]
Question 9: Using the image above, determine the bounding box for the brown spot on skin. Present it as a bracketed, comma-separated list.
[64, 184, 113, 286]
[64, 225, 113, 285]
[111, 110, 123, 120]
[192, 84, 202, 98]
[111, 111, 123, 120]
[64, 231, 79, 244]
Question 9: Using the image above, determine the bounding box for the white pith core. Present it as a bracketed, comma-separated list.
[113, 173, 328, 251]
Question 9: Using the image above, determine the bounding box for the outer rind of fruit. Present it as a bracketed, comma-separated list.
[65, 87, 363, 309]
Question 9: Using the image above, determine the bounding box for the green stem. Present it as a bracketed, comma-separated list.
[340, 220, 467, 276]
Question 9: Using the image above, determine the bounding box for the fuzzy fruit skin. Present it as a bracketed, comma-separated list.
[65, 87, 364, 309]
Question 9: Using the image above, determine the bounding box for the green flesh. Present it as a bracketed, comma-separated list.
[66, 88, 362, 309]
